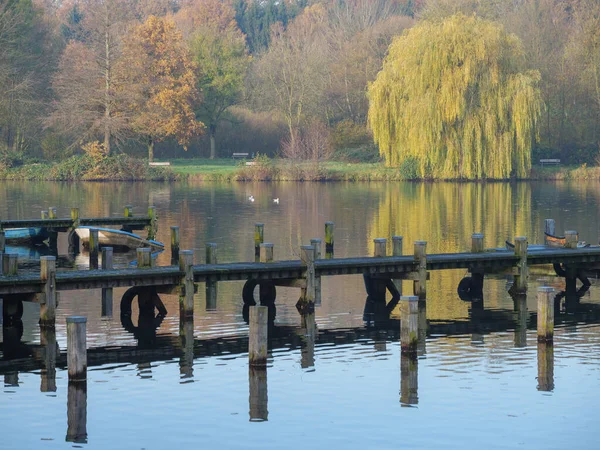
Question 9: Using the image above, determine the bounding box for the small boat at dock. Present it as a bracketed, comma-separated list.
[505, 235, 590, 250]
[75, 226, 164, 252]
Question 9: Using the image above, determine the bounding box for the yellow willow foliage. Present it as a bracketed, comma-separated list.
[368, 15, 542, 180]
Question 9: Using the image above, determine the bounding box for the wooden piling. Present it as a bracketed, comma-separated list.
[565, 230, 578, 249]
[39, 256, 57, 327]
[254, 223, 264, 261]
[310, 238, 322, 259]
[544, 219, 555, 245]
[301, 245, 316, 304]
[310, 240, 322, 306]
[537, 286, 555, 343]
[413, 241, 427, 300]
[471, 233, 484, 253]
[136, 248, 152, 268]
[325, 221, 334, 258]
[170, 226, 180, 264]
[392, 236, 403, 293]
[513, 237, 528, 293]
[392, 236, 403, 256]
[206, 243, 218, 264]
[89, 229, 99, 269]
[400, 295, 419, 356]
[67, 316, 87, 381]
[206, 243, 218, 307]
[259, 243, 274, 263]
[147, 206, 157, 240]
[101, 248, 113, 317]
[48, 207, 58, 252]
[249, 305, 268, 366]
[2, 253, 18, 276]
[179, 250, 194, 317]
[71, 208, 80, 226]
[69, 208, 80, 254]
[374, 238, 387, 257]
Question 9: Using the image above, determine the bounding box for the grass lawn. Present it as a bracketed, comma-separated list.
[169, 158, 240, 176]
[164, 158, 600, 181]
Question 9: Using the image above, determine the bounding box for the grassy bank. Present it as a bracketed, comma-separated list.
[2, 155, 600, 182]
[174, 158, 600, 182]
[0, 154, 177, 181]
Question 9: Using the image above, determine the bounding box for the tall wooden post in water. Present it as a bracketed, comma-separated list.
[147, 206, 157, 240]
[254, 223, 264, 262]
[537, 286, 555, 343]
[325, 222, 334, 258]
[69, 208, 80, 254]
[413, 241, 427, 300]
[47, 207, 58, 253]
[400, 295, 419, 356]
[512, 237, 528, 294]
[89, 229, 99, 270]
[310, 239, 322, 306]
[544, 219, 555, 245]
[179, 250, 195, 317]
[249, 305, 268, 366]
[374, 238, 387, 258]
[392, 236, 403, 295]
[39, 256, 57, 328]
[101, 248, 113, 317]
[470, 233, 485, 301]
[206, 243, 218, 310]
[296, 245, 316, 314]
[67, 316, 87, 381]
[565, 230, 578, 249]
[170, 226, 180, 265]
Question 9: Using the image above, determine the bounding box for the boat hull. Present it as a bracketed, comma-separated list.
[5, 228, 48, 245]
[75, 227, 164, 252]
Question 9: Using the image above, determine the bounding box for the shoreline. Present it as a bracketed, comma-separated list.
[1, 156, 598, 182]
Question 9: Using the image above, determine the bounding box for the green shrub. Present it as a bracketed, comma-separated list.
[398, 156, 420, 180]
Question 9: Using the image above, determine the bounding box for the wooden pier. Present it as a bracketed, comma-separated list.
[0, 217, 598, 326]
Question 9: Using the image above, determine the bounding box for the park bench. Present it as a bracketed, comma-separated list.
[149, 162, 171, 166]
[232, 152, 249, 159]
[540, 159, 560, 167]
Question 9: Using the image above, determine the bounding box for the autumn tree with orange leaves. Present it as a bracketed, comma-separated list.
[119, 15, 203, 161]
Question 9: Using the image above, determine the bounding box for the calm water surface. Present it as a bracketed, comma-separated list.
[0, 181, 599, 449]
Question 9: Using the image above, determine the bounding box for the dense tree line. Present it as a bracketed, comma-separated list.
[0, 0, 598, 177]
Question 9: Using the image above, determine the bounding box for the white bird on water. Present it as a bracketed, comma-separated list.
[273, 198, 279, 204]
[248, 195, 255, 202]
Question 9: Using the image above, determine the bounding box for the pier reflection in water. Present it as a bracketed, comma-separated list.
[2, 180, 600, 448]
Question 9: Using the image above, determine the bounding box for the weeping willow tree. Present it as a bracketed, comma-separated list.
[368, 14, 542, 179]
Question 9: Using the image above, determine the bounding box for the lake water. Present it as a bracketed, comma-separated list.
[1, 181, 599, 449]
